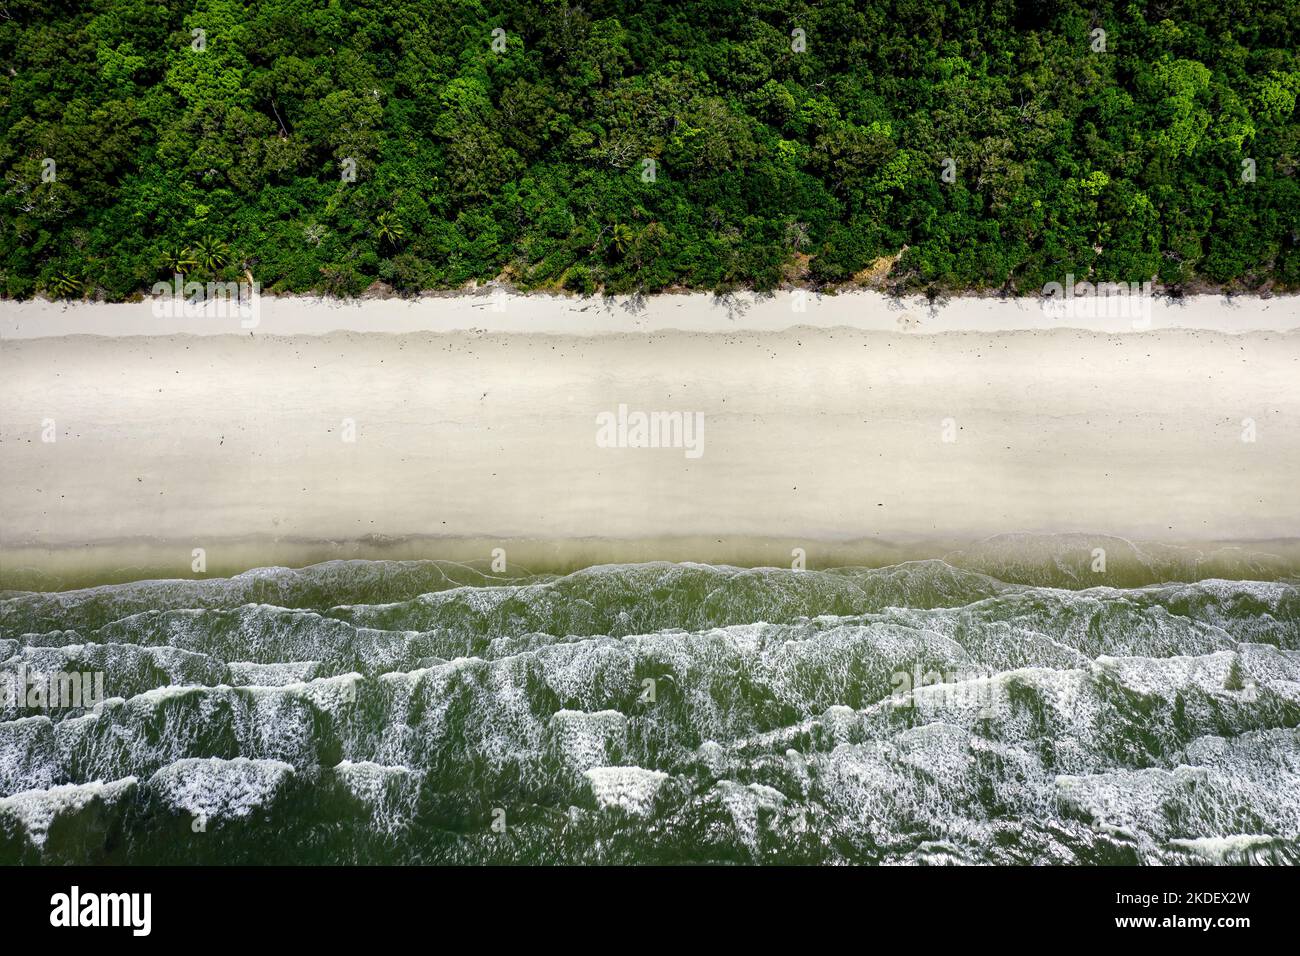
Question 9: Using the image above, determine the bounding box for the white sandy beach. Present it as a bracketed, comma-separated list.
[2, 293, 1299, 585]
[3, 288, 1300, 337]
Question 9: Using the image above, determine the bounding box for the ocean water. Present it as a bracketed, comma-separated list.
[2, 542, 1298, 865]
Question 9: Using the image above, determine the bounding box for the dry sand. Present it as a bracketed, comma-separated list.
[3, 291, 1299, 587]
[3, 288, 1299, 337]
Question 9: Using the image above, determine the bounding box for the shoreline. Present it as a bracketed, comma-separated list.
[5, 533, 1300, 593]
[3, 289, 1299, 338]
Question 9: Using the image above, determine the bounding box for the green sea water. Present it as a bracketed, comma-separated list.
[2, 537, 1298, 865]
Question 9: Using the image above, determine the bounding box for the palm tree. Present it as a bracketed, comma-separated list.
[194, 236, 230, 272]
[375, 212, 405, 247]
[161, 246, 196, 277]
[785, 220, 811, 251]
[610, 222, 633, 255]
[47, 270, 83, 299]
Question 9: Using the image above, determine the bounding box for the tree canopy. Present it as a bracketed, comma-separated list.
[1, 0, 1297, 300]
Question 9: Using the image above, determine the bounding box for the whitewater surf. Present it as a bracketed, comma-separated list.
[2, 552, 1297, 865]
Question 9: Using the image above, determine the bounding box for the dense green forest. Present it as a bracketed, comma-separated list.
[1, 0, 1297, 300]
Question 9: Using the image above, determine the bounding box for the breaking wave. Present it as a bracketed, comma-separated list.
[2, 551, 1297, 864]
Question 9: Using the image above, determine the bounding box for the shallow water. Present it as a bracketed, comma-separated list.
[2, 553, 1297, 864]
